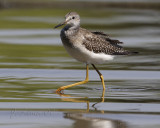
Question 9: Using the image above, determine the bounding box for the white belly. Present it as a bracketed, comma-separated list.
[64, 44, 114, 64]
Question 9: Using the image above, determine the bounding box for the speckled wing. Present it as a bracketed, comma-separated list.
[82, 32, 131, 55]
[92, 31, 123, 45]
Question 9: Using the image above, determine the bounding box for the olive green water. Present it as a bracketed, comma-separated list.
[0, 4, 160, 128]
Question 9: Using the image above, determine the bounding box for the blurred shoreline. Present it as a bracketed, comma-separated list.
[0, 0, 160, 9]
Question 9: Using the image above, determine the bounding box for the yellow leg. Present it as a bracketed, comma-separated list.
[56, 64, 89, 93]
[92, 64, 105, 90]
[101, 88, 105, 102]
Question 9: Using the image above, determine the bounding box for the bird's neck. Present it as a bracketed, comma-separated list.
[64, 24, 80, 36]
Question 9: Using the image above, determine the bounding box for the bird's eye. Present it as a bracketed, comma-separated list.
[72, 16, 75, 19]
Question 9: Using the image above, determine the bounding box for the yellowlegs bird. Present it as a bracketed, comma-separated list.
[54, 12, 137, 93]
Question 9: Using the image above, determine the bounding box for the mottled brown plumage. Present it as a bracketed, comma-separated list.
[83, 30, 131, 55]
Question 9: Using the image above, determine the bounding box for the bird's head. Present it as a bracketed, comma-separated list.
[54, 12, 80, 29]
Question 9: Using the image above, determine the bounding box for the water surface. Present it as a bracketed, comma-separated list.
[0, 6, 160, 128]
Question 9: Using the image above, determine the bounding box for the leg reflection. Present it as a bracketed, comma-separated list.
[55, 89, 105, 113]
[92, 89, 105, 113]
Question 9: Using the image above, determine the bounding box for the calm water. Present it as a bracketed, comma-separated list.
[0, 6, 160, 128]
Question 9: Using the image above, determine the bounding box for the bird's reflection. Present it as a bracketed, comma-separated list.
[64, 113, 127, 128]
[56, 90, 127, 128]
[56, 92, 90, 112]
[56, 89, 105, 112]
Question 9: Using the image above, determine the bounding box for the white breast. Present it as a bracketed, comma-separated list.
[63, 44, 114, 64]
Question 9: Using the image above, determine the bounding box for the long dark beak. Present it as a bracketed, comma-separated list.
[54, 19, 70, 29]
[54, 22, 65, 29]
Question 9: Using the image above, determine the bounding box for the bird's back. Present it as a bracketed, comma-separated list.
[78, 28, 134, 55]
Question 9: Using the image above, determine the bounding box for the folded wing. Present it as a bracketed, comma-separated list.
[82, 31, 131, 55]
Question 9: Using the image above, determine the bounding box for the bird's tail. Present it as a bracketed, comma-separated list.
[113, 50, 139, 55]
[128, 51, 139, 55]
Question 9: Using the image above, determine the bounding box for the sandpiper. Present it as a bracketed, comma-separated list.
[54, 12, 137, 93]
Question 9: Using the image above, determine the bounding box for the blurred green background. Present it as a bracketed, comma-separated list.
[0, 0, 159, 69]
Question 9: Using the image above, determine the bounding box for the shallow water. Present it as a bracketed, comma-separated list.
[0, 6, 160, 128]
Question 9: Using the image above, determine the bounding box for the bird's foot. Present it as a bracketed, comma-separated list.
[56, 88, 64, 94]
